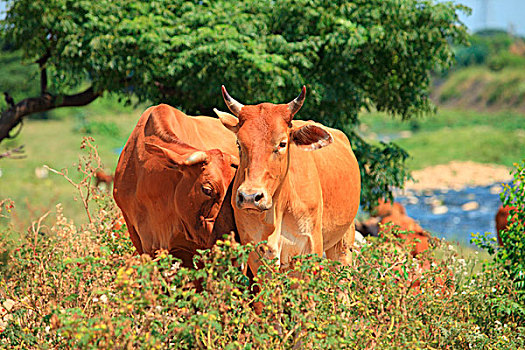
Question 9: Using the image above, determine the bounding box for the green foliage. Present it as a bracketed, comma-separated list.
[472, 160, 525, 300]
[1, 154, 524, 348]
[0, 42, 39, 112]
[453, 30, 517, 68]
[487, 52, 525, 72]
[433, 66, 525, 111]
[1, 208, 524, 348]
[1, 0, 469, 208]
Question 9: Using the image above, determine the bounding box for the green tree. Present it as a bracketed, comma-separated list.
[0, 0, 468, 207]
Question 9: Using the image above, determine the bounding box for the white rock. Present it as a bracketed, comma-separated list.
[354, 230, 366, 246]
[461, 201, 479, 211]
[432, 205, 448, 215]
[490, 184, 502, 195]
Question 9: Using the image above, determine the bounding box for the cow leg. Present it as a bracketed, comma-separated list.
[127, 222, 144, 255]
[325, 221, 355, 265]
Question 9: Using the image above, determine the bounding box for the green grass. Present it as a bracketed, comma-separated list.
[0, 96, 145, 228]
[434, 66, 525, 110]
[360, 109, 525, 170]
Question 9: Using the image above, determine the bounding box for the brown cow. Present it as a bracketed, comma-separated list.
[113, 104, 239, 267]
[380, 213, 430, 257]
[95, 170, 114, 188]
[215, 86, 361, 275]
[356, 199, 407, 237]
[495, 205, 518, 246]
[373, 198, 406, 218]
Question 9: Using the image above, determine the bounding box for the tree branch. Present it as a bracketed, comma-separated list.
[36, 50, 51, 94]
[0, 87, 101, 144]
[40, 66, 48, 94]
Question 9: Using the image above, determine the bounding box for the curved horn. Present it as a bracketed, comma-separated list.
[287, 86, 307, 117]
[221, 85, 244, 117]
[184, 151, 208, 166]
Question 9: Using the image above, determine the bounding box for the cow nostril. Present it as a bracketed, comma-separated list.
[238, 192, 245, 204]
[254, 193, 264, 202]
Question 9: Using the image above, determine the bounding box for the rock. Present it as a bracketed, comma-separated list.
[432, 205, 449, 215]
[407, 196, 419, 205]
[354, 230, 366, 246]
[490, 184, 502, 195]
[462, 201, 479, 211]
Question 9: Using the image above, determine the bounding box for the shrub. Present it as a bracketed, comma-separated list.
[1, 140, 523, 348]
[1, 206, 524, 348]
[472, 159, 525, 300]
[488, 52, 525, 71]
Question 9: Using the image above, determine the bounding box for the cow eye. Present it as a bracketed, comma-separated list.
[279, 141, 287, 148]
[201, 185, 213, 196]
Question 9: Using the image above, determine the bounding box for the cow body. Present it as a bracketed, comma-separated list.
[113, 104, 238, 266]
[216, 87, 360, 274]
[95, 170, 114, 188]
[373, 198, 406, 218]
[495, 205, 517, 246]
[380, 213, 429, 257]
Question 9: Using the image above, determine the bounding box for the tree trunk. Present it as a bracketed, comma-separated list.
[0, 87, 101, 143]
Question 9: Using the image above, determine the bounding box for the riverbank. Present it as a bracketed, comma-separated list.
[404, 161, 513, 192]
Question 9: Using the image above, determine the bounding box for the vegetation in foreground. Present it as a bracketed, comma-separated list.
[0, 142, 524, 349]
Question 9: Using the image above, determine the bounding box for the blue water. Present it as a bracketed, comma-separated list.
[396, 184, 504, 245]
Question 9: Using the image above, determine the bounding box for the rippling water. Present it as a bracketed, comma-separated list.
[396, 184, 505, 245]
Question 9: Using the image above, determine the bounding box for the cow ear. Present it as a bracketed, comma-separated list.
[145, 142, 207, 169]
[291, 124, 333, 151]
[214, 108, 239, 133]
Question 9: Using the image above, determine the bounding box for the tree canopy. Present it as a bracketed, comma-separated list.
[0, 0, 468, 207]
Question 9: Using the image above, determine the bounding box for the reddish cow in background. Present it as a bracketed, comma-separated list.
[380, 213, 430, 257]
[95, 170, 114, 188]
[495, 205, 518, 246]
[113, 104, 238, 267]
[373, 198, 406, 218]
[357, 199, 408, 237]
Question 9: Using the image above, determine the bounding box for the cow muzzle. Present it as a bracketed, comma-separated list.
[236, 187, 271, 212]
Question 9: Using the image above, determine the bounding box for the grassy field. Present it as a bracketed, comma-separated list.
[432, 66, 525, 113]
[359, 109, 525, 170]
[0, 96, 144, 228]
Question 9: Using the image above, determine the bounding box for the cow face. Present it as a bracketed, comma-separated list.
[146, 143, 238, 248]
[216, 86, 333, 212]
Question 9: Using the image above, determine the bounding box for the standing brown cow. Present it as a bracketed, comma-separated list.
[215, 86, 361, 275]
[113, 104, 238, 267]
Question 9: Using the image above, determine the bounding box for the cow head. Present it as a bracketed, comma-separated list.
[145, 142, 238, 248]
[215, 86, 333, 212]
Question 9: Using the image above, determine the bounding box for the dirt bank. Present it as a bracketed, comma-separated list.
[404, 161, 513, 191]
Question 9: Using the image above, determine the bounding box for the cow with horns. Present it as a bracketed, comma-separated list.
[214, 86, 361, 275]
